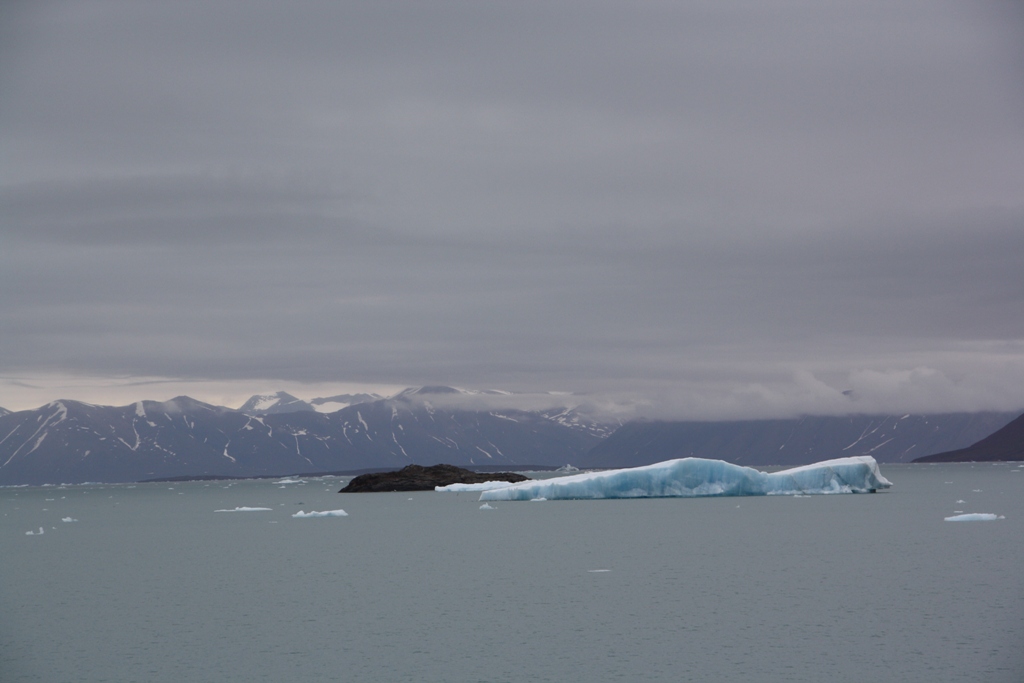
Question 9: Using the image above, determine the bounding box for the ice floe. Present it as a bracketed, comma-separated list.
[61, 517, 78, 523]
[291, 509, 348, 518]
[944, 513, 1004, 522]
[479, 456, 892, 501]
[479, 503, 495, 510]
[25, 527, 44, 535]
[435, 481, 518, 492]
[214, 507, 273, 512]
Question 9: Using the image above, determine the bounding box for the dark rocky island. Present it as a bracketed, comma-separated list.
[339, 463, 529, 492]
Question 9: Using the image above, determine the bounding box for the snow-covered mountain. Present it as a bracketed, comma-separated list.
[0, 397, 255, 485]
[238, 391, 315, 415]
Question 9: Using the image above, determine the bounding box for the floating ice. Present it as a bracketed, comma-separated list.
[25, 527, 44, 536]
[479, 503, 495, 509]
[214, 507, 273, 512]
[291, 509, 348, 518]
[944, 513, 1004, 522]
[435, 481, 517, 492]
[530, 497, 547, 502]
[61, 517, 78, 523]
[479, 456, 892, 501]
[275, 478, 305, 484]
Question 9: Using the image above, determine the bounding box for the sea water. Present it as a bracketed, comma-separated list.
[2, 463, 1022, 683]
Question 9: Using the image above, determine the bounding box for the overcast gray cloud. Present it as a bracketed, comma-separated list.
[2, 0, 1023, 416]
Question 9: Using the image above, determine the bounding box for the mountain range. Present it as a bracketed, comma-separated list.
[0, 387, 1019, 485]
[0, 388, 606, 486]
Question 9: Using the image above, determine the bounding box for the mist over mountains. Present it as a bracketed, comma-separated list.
[0, 387, 1019, 486]
[237, 391, 385, 415]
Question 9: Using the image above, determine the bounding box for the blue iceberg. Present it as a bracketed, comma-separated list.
[478, 456, 892, 501]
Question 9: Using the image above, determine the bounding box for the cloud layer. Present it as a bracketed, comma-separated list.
[2, 1, 1023, 416]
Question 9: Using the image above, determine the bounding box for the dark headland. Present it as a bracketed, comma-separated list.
[339, 463, 529, 492]
[913, 411, 1024, 462]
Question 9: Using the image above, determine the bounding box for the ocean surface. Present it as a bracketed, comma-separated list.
[2, 463, 1022, 682]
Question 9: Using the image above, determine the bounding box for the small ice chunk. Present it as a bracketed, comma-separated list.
[25, 527, 44, 535]
[61, 517, 78, 523]
[588, 569, 611, 573]
[275, 478, 305, 484]
[530, 497, 547, 502]
[479, 503, 495, 509]
[955, 499, 965, 504]
[215, 507, 273, 512]
[435, 481, 517, 492]
[944, 513, 1004, 522]
[291, 509, 348, 518]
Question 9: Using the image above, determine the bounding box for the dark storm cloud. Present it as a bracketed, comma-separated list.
[2, 0, 1023, 415]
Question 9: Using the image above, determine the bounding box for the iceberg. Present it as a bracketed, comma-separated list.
[479, 456, 892, 501]
[291, 509, 348, 518]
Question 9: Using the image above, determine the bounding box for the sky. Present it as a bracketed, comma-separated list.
[1, 0, 1023, 418]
